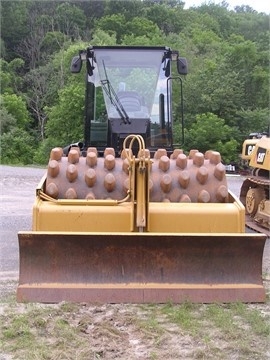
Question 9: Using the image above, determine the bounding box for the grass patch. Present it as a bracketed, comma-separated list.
[137, 314, 164, 336]
[0, 304, 90, 360]
[0, 298, 269, 359]
[161, 301, 200, 334]
[230, 302, 270, 336]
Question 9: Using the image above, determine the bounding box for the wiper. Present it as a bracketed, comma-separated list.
[100, 61, 131, 124]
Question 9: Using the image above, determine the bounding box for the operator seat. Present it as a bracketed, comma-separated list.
[117, 91, 142, 112]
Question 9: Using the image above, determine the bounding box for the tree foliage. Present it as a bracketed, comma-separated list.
[0, 128, 35, 165]
[0, 107, 16, 134]
[1, 93, 30, 129]
[45, 84, 85, 146]
[184, 113, 238, 163]
[0, 0, 269, 165]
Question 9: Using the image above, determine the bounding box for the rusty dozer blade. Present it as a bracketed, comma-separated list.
[17, 232, 266, 304]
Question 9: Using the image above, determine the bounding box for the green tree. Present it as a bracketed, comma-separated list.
[0, 107, 16, 134]
[24, 66, 51, 140]
[35, 80, 85, 163]
[40, 31, 67, 56]
[55, 2, 86, 37]
[15, 2, 53, 69]
[0, 38, 7, 59]
[185, 113, 238, 162]
[0, 58, 24, 94]
[45, 83, 85, 147]
[49, 41, 87, 91]
[235, 108, 269, 139]
[33, 137, 61, 165]
[91, 29, 117, 46]
[0, 59, 12, 93]
[0, 1, 29, 60]
[97, 14, 164, 44]
[189, 27, 221, 55]
[0, 128, 35, 165]
[125, 17, 163, 39]
[145, 3, 186, 34]
[26, 42, 87, 146]
[196, 3, 233, 38]
[233, 10, 269, 42]
[184, 58, 244, 123]
[1, 0, 269, 167]
[78, 1, 106, 22]
[95, 14, 126, 43]
[104, 0, 145, 20]
[225, 36, 256, 104]
[0, 93, 30, 129]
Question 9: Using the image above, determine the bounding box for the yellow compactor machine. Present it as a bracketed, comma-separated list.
[17, 46, 266, 303]
[240, 132, 270, 236]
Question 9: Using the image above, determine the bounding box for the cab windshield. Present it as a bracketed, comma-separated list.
[93, 48, 168, 122]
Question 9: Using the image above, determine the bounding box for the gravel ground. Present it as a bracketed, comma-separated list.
[0, 165, 46, 280]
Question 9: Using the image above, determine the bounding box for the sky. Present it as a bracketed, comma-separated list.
[183, 0, 270, 14]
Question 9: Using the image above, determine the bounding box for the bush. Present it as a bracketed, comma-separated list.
[0, 128, 36, 165]
[33, 138, 60, 165]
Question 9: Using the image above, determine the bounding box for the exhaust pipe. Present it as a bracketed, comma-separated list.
[63, 142, 84, 156]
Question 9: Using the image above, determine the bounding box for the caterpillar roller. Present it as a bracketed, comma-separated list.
[240, 132, 270, 236]
[17, 46, 266, 303]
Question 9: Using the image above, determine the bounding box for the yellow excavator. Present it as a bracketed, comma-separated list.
[17, 46, 266, 303]
[240, 132, 270, 236]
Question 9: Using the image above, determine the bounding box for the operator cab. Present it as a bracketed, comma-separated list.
[71, 46, 187, 155]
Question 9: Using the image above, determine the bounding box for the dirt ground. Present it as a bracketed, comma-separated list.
[0, 287, 270, 359]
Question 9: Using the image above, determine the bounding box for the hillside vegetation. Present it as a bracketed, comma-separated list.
[1, 0, 269, 165]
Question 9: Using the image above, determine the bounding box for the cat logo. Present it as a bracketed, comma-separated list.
[256, 147, 266, 165]
[246, 145, 255, 155]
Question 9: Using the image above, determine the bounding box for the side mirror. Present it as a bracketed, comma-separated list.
[70, 55, 82, 73]
[177, 57, 188, 75]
